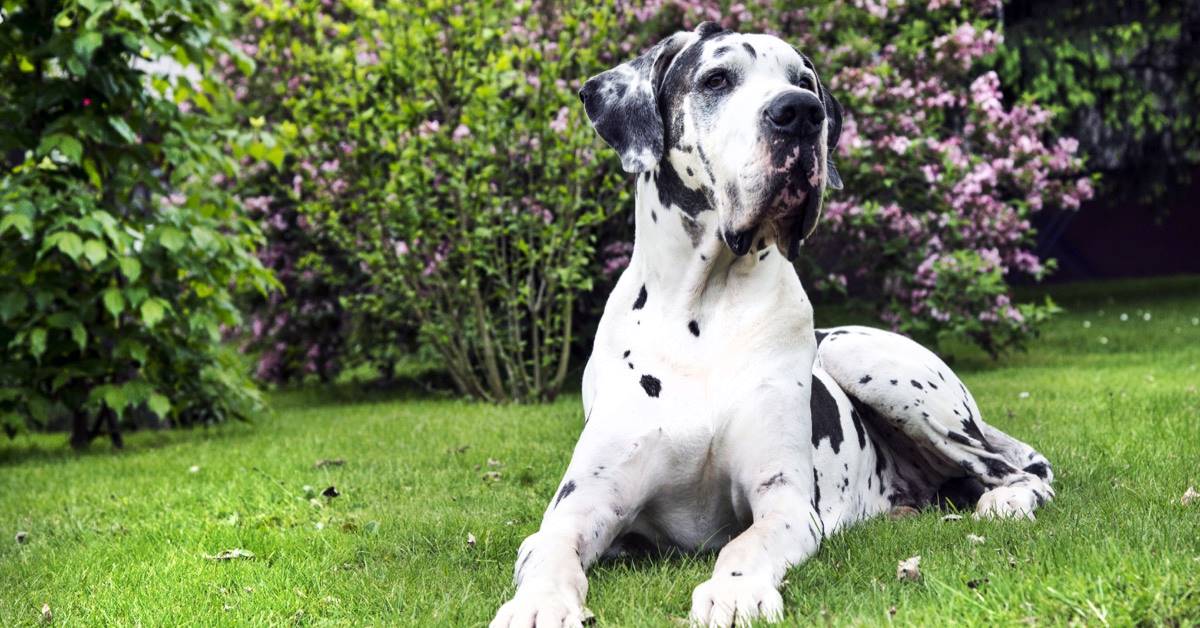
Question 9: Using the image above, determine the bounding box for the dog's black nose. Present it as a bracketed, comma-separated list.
[723, 228, 754, 257]
[764, 91, 824, 138]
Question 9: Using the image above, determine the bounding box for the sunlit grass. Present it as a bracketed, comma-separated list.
[3, 276, 1199, 625]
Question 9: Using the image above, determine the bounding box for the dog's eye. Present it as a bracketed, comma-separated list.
[797, 76, 816, 92]
[702, 71, 730, 91]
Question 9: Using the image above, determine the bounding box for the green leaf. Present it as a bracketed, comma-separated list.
[83, 239, 107, 265]
[71, 322, 87, 350]
[109, 117, 137, 144]
[119, 257, 142, 281]
[190, 226, 215, 250]
[73, 32, 104, 63]
[0, 291, 27, 322]
[37, 134, 83, 163]
[148, 393, 171, 418]
[29, 328, 47, 359]
[55, 232, 84, 261]
[141, 298, 165, 328]
[0, 213, 33, 238]
[157, 227, 186, 252]
[102, 288, 125, 318]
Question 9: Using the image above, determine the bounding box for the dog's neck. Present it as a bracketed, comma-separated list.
[624, 173, 794, 317]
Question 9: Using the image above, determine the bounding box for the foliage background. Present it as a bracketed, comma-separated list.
[0, 0, 275, 445]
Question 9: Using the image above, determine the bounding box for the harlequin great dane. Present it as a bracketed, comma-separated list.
[491, 22, 1054, 628]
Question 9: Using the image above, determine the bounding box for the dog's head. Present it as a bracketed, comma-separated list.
[580, 22, 842, 260]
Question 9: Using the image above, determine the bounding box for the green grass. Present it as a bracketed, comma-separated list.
[3, 276, 1200, 626]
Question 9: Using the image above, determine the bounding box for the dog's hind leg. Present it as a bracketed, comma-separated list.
[815, 326, 1054, 520]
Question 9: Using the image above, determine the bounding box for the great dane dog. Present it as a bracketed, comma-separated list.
[491, 22, 1054, 628]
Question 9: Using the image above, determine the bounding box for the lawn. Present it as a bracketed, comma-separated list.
[3, 276, 1199, 626]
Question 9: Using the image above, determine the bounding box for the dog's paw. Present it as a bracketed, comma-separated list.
[490, 582, 585, 628]
[974, 485, 1039, 521]
[689, 573, 783, 627]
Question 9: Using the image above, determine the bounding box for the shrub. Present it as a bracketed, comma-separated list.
[0, 1, 275, 446]
[238, 0, 633, 401]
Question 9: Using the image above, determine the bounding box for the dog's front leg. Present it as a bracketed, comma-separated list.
[690, 418, 821, 627]
[491, 431, 650, 628]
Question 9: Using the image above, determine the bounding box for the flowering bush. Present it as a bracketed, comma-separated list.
[624, 0, 1094, 354]
[235, 1, 634, 400]
[0, 1, 276, 445]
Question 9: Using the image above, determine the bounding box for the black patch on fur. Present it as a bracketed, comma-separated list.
[742, 43, 756, 58]
[859, 375, 872, 384]
[622, 350, 631, 358]
[810, 376, 844, 453]
[633, 284, 647, 310]
[958, 400, 995, 452]
[947, 431, 973, 446]
[679, 213, 704, 247]
[688, 320, 700, 336]
[651, 210, 658, 222]
[910, 380, 924, 390]
[555, 480, 577, 506]
[758, 250, 770, 261]
[890, 379, 898, 385]
[981, 457, 1016, 478]
[757, 472, 787, 493]
[713, 45, 732, 57]
[812, 468, 822, 509]
[653, 158, 713, 215]
[640, 374, 662, 398]
[1023, 462, 1050, 479]
[847, 400, 868, 449]
[814, 330, 829, 344]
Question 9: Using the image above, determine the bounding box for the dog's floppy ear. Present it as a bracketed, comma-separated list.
[578, 31, 695, 173]
[822, 88, 844, 191]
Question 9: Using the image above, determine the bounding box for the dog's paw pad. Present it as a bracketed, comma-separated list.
[974, 486, 1037, 521]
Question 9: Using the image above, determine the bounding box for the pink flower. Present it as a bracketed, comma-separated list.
[452, 124, 471, 141]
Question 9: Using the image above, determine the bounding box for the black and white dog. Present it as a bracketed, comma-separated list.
[491, 23, 1054, 628]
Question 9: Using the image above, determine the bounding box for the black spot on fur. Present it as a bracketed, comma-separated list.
[890, 379, 899, 385]
[814, 330, 829, 344]
[812, 468, 822, 509]
[713, 45, 732, 57]
[686, 166, 694, 177]
[640, 374, 661, 398]
[758, 250, 770, 261]
[981, 456, 1016, 478]
[1023, 462, 1050, 479]
[651, 210, 658, 222]
[628, 362, 634, 369]
[927, 381, 938, 389]
[742, 43, 756, 58]
[555, 480, 577, 506]
[859, 375, 872, 384]
[633, 284, 647, 310]
[847, 403, 867, 449]
[758, 472, 787, 494]
[911, 380, 924, 390]
[516, 550, 534, 581]
[810, 376, 844, 453]
[688, 320, 700, 336]
[622, 350, 631, 358]
[947, 431, 973, 446]
[730, 571, 743, 577]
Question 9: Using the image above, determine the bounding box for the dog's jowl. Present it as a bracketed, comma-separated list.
[492, 22, 1054, 628]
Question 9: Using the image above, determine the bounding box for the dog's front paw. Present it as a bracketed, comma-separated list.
[491, 582, 585, 628]
[974, 485, 1040, 521]
[690, 573, 783, 627]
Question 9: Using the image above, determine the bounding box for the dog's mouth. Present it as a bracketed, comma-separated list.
[721, 142, 819, 257]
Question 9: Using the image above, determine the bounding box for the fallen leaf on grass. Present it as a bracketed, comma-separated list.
[204, 548, 255, 561]
[941, 514, 963, 522]
[41, 603, 52, 623]
[888, 506, 919, 519]
[467, 533, 477, 547]
[188, 465, 201, 473]
[1182, 486, 1199, 506]
[487, 458, 503, 468]
[897, 555, 921, 581]
[581, 607, 596, 625]
[967, 534, 986, 544]
[321, 486, 340, 498]
[314, 459, 345, 469]
[16, 531, 29, 544]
